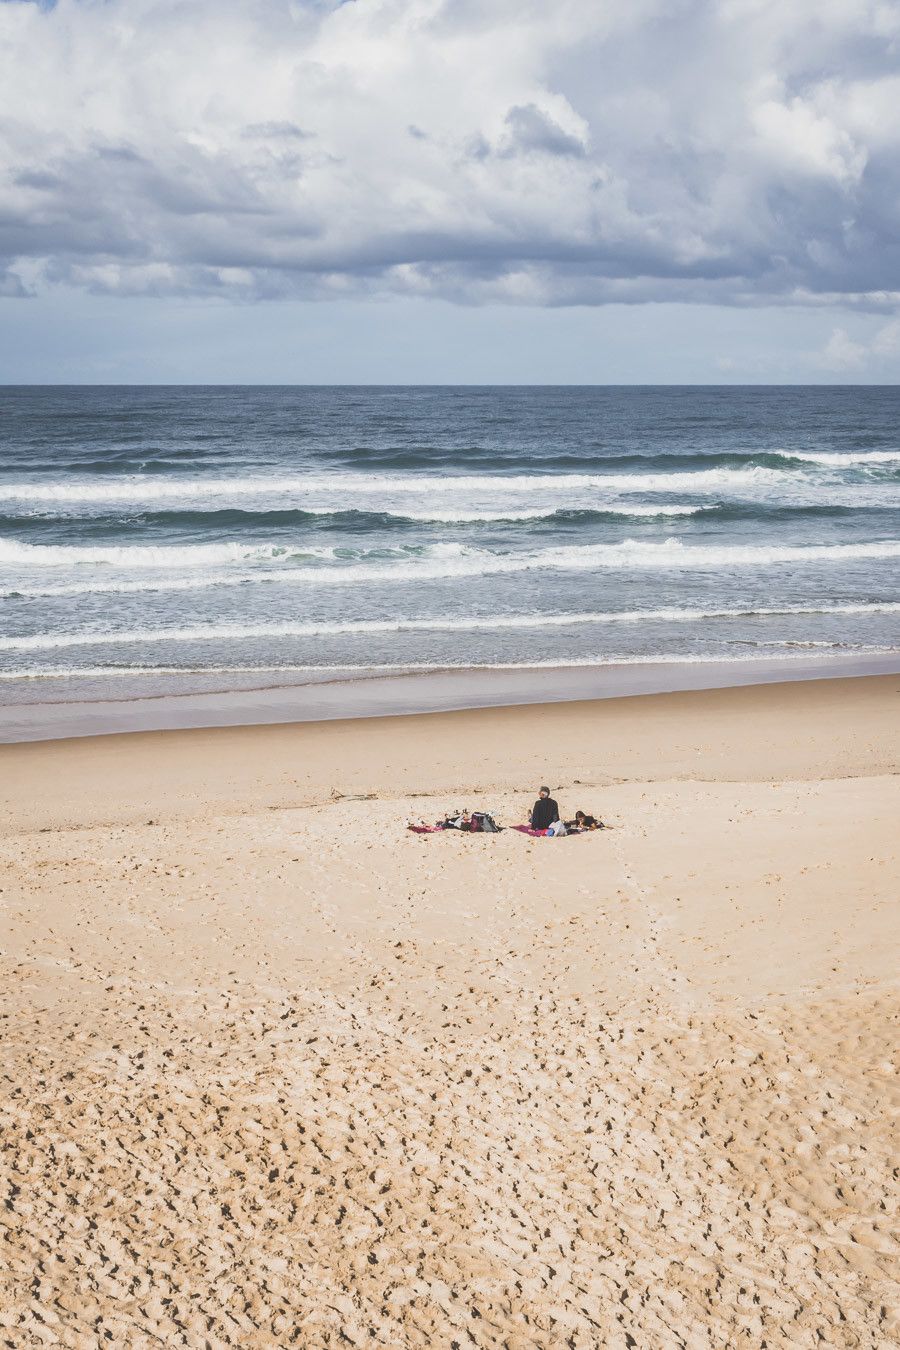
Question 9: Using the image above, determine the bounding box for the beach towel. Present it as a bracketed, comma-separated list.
[407, 824, 445, 834]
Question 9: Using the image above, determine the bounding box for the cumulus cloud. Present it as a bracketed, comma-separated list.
[0, 0, 899, 306]
[818, 318, 900, 371]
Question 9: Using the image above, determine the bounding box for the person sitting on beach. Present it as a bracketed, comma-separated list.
[566, 810, 602, 831]
[530, 786, 560, 832]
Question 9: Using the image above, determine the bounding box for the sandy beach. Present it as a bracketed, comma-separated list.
[1, 673, 898, 1347]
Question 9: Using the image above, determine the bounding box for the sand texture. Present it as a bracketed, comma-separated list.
[1, 676, 898, 1347]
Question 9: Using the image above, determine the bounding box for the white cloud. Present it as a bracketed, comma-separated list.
[751, 97, 867, 184]
[817, 319, 900, 370]
[871, 318, 900, 354]
[0, 0, 899, 306]
[820, 327, 867, 370]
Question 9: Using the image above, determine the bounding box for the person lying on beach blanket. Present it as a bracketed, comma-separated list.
[566, 810, 604, 832]
[512, 808, 605, 837]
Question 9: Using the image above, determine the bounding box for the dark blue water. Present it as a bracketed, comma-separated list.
[1, 385, 898, 705]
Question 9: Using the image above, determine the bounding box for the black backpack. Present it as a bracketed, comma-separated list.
[471, 812, 500, 833]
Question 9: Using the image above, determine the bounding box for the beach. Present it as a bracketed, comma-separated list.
[1, 672, 898, 1347]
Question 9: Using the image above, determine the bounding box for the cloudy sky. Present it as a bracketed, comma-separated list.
[1, 0, 899, 381]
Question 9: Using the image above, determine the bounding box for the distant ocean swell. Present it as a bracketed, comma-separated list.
[2, 446, 899, 484]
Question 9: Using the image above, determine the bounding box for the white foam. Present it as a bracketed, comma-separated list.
[0, 465, 790, 506]
[786, 450, 900, 466]
[2, 535, 899, 594]
[3, 601, 898, 653]
[0, 538, 354, 568]
[0, 539, 481, 570]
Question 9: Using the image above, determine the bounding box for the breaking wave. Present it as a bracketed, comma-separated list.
[0, 466, 797, 505]
[2, 536, 899, 593]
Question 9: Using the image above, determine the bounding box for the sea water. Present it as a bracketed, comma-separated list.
[1, 385, 898, 714]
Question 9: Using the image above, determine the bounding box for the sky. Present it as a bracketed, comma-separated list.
[1, 0, 899, 383]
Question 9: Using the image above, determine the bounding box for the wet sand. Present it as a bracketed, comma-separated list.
[3, 649, 899, 744]
[1, 675, 898, 1346]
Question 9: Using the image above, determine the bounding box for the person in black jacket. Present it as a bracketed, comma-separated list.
[530, 786, 559, 831]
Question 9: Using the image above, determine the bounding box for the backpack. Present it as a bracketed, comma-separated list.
[471, 812, 500, 833]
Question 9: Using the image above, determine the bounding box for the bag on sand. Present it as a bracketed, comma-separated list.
[471, 812, 500, 833]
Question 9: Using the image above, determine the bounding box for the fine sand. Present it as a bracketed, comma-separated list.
[1, 675, 898, 1347]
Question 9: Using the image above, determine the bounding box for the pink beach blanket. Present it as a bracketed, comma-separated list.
[410, 823, 598, 836]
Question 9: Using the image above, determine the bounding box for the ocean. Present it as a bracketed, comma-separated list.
[1, 385, 899, 729]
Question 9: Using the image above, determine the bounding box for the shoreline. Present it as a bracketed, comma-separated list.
[2, 648, 898, 744]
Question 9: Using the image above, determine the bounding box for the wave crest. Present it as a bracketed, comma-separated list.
[0, 465, 793, 506]
[3, 536, 900, 604]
